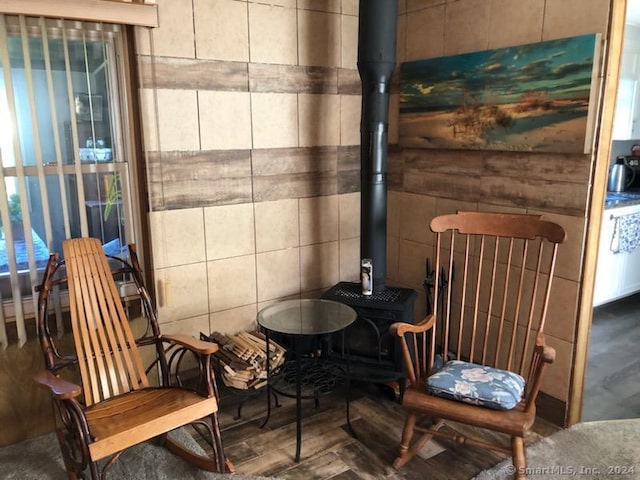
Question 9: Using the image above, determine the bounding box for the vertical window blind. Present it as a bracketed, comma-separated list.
[0, 14, 136, 347]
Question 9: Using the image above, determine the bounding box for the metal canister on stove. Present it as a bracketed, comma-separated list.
[361, 258, 373, 296]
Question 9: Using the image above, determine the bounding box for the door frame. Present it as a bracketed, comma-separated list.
[569, 0, 627, 425]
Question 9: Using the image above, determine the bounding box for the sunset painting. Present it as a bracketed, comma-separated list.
[399, 34, 600, 153]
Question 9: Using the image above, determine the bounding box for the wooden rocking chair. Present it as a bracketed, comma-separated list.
[34, 237, 233, 479]
[390, 211, 566, 479]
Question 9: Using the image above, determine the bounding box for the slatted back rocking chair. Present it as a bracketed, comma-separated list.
[34, 237, 232, 479]
[390, 211, 566, 479]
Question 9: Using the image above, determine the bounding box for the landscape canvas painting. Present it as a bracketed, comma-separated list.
[399, 34, 600, 153]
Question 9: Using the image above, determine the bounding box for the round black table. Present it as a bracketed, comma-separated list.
[257, 299, 357, 462]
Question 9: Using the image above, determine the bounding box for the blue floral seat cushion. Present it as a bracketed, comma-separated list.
[426, 360, 525, 410]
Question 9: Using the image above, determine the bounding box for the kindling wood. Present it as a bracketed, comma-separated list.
[207, 331, 286, 390]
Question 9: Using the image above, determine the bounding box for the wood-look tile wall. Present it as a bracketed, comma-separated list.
[136, 0, 608, 404]
[389, 0, 611, 407]
[135, 0, 363, 339]
[139, 77, 361, 208]
[0, 0, 615, 447]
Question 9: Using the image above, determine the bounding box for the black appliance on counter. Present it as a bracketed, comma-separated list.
[620, 155, 640, 190]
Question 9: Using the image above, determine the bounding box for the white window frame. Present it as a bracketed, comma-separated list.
[0, 15, 144, 347]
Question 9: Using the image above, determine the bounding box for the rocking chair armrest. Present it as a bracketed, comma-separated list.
[523, 335, 557, 411]
[161, 334, 219, 356]
[537, 344, 556, 364]
[535, 334, 556, 363]
[390, 314, 435, 336]
[33, 370, 82, 400]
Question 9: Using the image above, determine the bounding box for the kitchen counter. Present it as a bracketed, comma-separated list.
[594, 198, 640, 306]
[605, 191, 640, 208]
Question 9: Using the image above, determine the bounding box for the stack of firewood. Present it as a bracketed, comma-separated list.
[207, 331, 286, 390]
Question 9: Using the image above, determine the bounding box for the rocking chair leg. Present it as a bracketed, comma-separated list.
[210, 412, 230, 472]
[511, 436, 526, 480]
[89, 460, 100, 480]
[393, 412, 417, 468]
[394, 416, 444, 469]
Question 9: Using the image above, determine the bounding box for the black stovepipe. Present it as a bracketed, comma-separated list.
[358, 0, 398, 292]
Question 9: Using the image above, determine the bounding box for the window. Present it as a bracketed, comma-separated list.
[0, 15, 140, 346]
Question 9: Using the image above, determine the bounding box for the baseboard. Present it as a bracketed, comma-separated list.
[536, 391, 567, 427]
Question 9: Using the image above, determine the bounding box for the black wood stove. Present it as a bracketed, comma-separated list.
[321, 282, 416, 392]
[322, 0, 417, 394]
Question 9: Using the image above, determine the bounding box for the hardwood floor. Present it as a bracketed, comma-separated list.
[186, 294, 640, 478]
[193, 382, 559, 480]
[584, 293, 640, 421]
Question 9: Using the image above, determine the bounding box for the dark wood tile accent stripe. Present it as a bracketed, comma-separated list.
[139, 58, 358, 95]
[253, 171, 337, 202]
[337, 145, 360, 194]
[252, 147, 338, 202]
[338, 170, 360, 194]
[480, 175, 587, 216]
[252, 146, 337, 176]
[338, 68, 361, 95]
[388, 148, 404, 191]
[404, 148, 485, 176]
[399, 148, 589, 216]
[162, 177, 253, 209]
[337, 145, 359, 171]
[399, 151, 483, 198]
[138, 55, 248, 91]
[147, 152, 166, 210]
[147, 150, 252, 209]
[249, 64, 338, 94]
[484, 152, 592, 183]
[404, 170, 481, 202]
[148, 181, 165, 211]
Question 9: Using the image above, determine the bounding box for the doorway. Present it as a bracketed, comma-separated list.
[585, 294, 640, 420]
[585, 0, 640, 422]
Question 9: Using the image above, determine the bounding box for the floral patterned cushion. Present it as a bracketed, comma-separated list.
[426, 360, 525, 410]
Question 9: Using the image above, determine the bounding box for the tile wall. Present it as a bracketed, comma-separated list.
[136, 0, 610, 404]
[0, 0, 614, 447]
[136, 0, 363, 337]
[391, 0, 610, 403]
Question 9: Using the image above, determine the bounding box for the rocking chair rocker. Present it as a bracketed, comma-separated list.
[390, 211, 566, 479]
[34, 237, 233, 479]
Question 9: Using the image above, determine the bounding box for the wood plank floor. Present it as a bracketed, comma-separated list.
[584, 292, 640, 421]
[192, 382, 559, 480]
